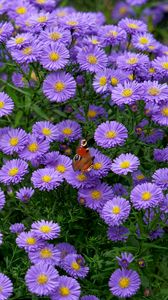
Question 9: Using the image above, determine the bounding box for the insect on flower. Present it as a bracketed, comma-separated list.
[72, 139, 94, 172]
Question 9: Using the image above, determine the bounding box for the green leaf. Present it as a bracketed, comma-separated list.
[32, 104, 49, 120]
[14, 111, 23, 127]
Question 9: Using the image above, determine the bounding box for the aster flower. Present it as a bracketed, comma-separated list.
[111, 153, 140, 175]
[39, 26, 71, 46]
[116, 52, 149, 73]
[94, 121, 128, 148]
[0, 188, 5, 210]
[55, 243, 77, 264]
[107, 225, 129, 242]
[39, 43, 69, 71]
[54, 120, 82, 142]
[151, 101, 168, 126]
[152, 168, 168, 190]
[11, 41, 42, 64]
[149, 228, 164, 240]
[116, 252, 134, 269]
[31, 220, 60, 240]
[28, 243, 61, 266]
[0, 273, 13, 300]
[118, 18, 147, 34]
[16, 187, 34, 202]
[98, 25, 127, 47]
[0, 22, 13, 43]
[154, 147, 168, 162]
[33, 0, 55, 10]
[10, 223, 25, 234]
[126, 0, 147, 5]
[89, 148, 112, 178]
[32, 121, 58, 142]
[8, 1, 36, 19]
[132, 32, 156, 51]
[50, 275, 81, 300]
[41, 151, 60, 166]
[12, 72, 28, 88]
[93, 69, 109, 94]
[63, 254, 89, 279]
[0, 159, 28, 185]
[49, 155, 72, 179]
[0, 128, 28, 155]
[111, 2, 134, 21]
[65, 169, 98, 189]
[101, 197, 131, 226]
[132, 170, 147, 185]
[113, 183, 128, 197]
[109, 268, 141, 298]
[43, 71, 76, 103]
[81, 296, 99, 300]
[16, 231, 44, 252]
[130, 183, 164, 210]
[25, 263, 59, 296]
[112, 81, 141, 106]
[87, 105, 107, 121]
[152, 55, 168, 78]
[108, 69, 127, 91]
[29, 12, 55, 32]
[77, 45, 107, 73]
[31, 168, 63, 191]
[7, 33, 33, 50]
[141, 81, 168, 103]
[140, 128, 164, 144]
[0, 92, 14, 117]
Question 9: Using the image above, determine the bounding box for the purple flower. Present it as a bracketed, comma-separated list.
[132, 170, 147, 185]
[11, 41, 41, 64]
[29, 12, 55, 32]
[81, 296, 99, 300]
[32, 121, 58, 142]
[93, 69, 109, 94]
[109, 268, 141, 298]
[126, 0, 147, 5]
[112, 81, 141, 106]
[94, 121, 128, 148]
[98, 25, 127, 46]
[63, 254, 89, 279]
[149, 228, 164, 240]
[16, 187, 34, 202]
[151, 101, 168, 126]
[39, 26, 71, 46]
[87, 105, 107, 121]
[0, 128, 27, 155]
[54, 120, 82, 142]
[49, 155, 72, 179]
[130, 183, 164, 210]
[116, 252, 134, 269]
[89, 148, 112, 178]
[132, 32, 156, 51]
[153, 55, 168, 78]
[7, 33, 33, 50]
[28, 243, 61, 266]
[108, 69, 128, 91]
[101, 197, 131, 226]
[111, 2, 134, 21]
[10, 223, 25, 234]
[16, 231, 44, 252]
[107, 225, 129, 242]
[55, 242, 77, 261]
[50, 275, 81, 300]
[43, 71, 76, 103]
[117, 52, 149, 73]
[31, 220, 60, 240]
[0, 92, 14, 117]
[25, 263, 59, 296]
[0, 159, 28, 185]
[0, 273, 13, 300]
[154, 147, 168, 162]
[0, 188, 5, 210]
[111, 153, 140, 175]
[118, 18, 147, 34]
[141, 81, 168, 103]
[152, 168, 168, 190]
[65, 169, 98, 189]
[113, 183, 128, 197]
[42, 151, 60, 166]
[31, 168, 63, 191]
[0, 22, 13, 43]
[8, 1, 36, 19]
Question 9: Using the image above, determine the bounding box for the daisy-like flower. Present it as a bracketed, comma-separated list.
[31, 220, 60, 240]
[112, 81, 141, 106]
[87, 105, 107, 121]
[55, 243, 77, 263]
[0, 188, 5, 210]
[116, 52, 149, 73]
[109, 268, 141, 298]
[0, 22, 14, 43]
[78, 182, 114, 212]
[10, 223, 25, 234]
[29, 12, 54, 32]
[12, 72, 28, 88]
[65, 169, 98, 189]
[0, 128, 28, 155]
[33, 0, 55, 10]
[113, 183, 128, 197]
[41, 151, 60, 166]
[152, 55, 168, 78]
[141, 81, 168, 103]
[50, 275, 81, 300]
[43, 71, 76, 103]
[98, 25, 127, 47]
[126, 0, 147, 5]
[77, 45, 107, 73]
[94, 121, 128, 148]
[107, 225, 129, 242]
[116, 252, 134, 269]
[10, 41, 42, 64]
[16, 231, 44, 252]
[111, 2, 133, 21]
[59, 12, 88, 32]
[49, 155, 72, 179]
[108, 69, 127, 91]
[28, 243, 61, 266]
[19, 134, 50, 161]
[39, 26, 71, 46]
[31, 168, 63, 191]
[32, 121, 58, 142]
[152, 168, 168, 190]
[0, 273, 13, 300]
[25, 263, 59, 296]
[16, 187, 34, 202]
[8, 1, 36, 19]
[89, 148, 112, 178]
[132, 32, 155, 51]
[54, 120, 82, 142]
[0, 92, 14, 118]
[154, 147, 168, 162]
[132, 170, 147, 185]
[93, 69, 109, 94]
[63, 254, 89, 279]
[152, 101, 168, 126]
[118, 18, 147, 34]
[140, 128, 164, 144]
[130, 183, 164, 210]
[7, 33, 33, 50]
[101, 197, 131, 226]
[111, 153, 140, 175]
[0, 159, 28, 185]
[81, 296, 99, 300]
[40, 43, 69, 71]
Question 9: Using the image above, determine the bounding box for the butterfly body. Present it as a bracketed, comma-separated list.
[72, 139, 94, 172]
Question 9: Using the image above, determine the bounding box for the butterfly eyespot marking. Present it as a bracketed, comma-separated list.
[81, 139, 87, 147]
[74, 154, 81, 161]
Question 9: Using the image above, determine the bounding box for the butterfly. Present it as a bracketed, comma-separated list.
[72, 139, 94, 172]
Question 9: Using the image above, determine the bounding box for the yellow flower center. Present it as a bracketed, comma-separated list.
[128, 74, 134, 80]
[62, 127, 72, 135]
[142, 191, 152, 201]
[40, 248, 52, 258]
[42, 175, 52, 183]
[136, 174, 145, 180]
[127, 57, 138, 64]
[119, 277, 130, 288]
[163, 51, 168, 55]
[106, 130, 117, 139]
[162, 62, 168, 70]
[22, 47, 32, 55]
[91, 39, 99, 45]
[16, 6, 27, 14]
[149, 68, 155, 74]
[93, 162, 102, 170]
[36, 0, 46, 3]
[148, 45, 155, 50]
[49, 52, 60, 61]
[28, 143, 38, 152]
[30, 71, 38, 81]
[8, 168, 19, 176]
[56, 164, 66, 173]
[50, 32, 62, 40]
[59, 287, 70, 296]
[139, 37, 149, 44]
[26, 237, 36, 245]
[77, 174, 86, 181]
[87, 55, 97, 64]
[99, 76, 107, 86]
[148, 87, 160, 96]
[71, 262, 81, 270]
[122, 88, 133, 97]
[120, 161, 130, 169]
[67, 20, 78, 26]
[37, 16, 47, 23]
[40, 225, 51, 233]
[42, 127, 51, 136]
[10, 137, 19, 146]
[87, 110, 97, 118]
[111, 77, 119, 86]
[112, 206, 121, 214]
[37, 274, 48, 285]
[91, 190, 101, 200]
[107, 30, 118, 37]
[54, 81, 65, 92]
[15, 37, 25, 44]
[119, 7, 127, 14]
[127, 23, 139, 29]
[161, 107, 168, 117]
[0, 101, 4, 109]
